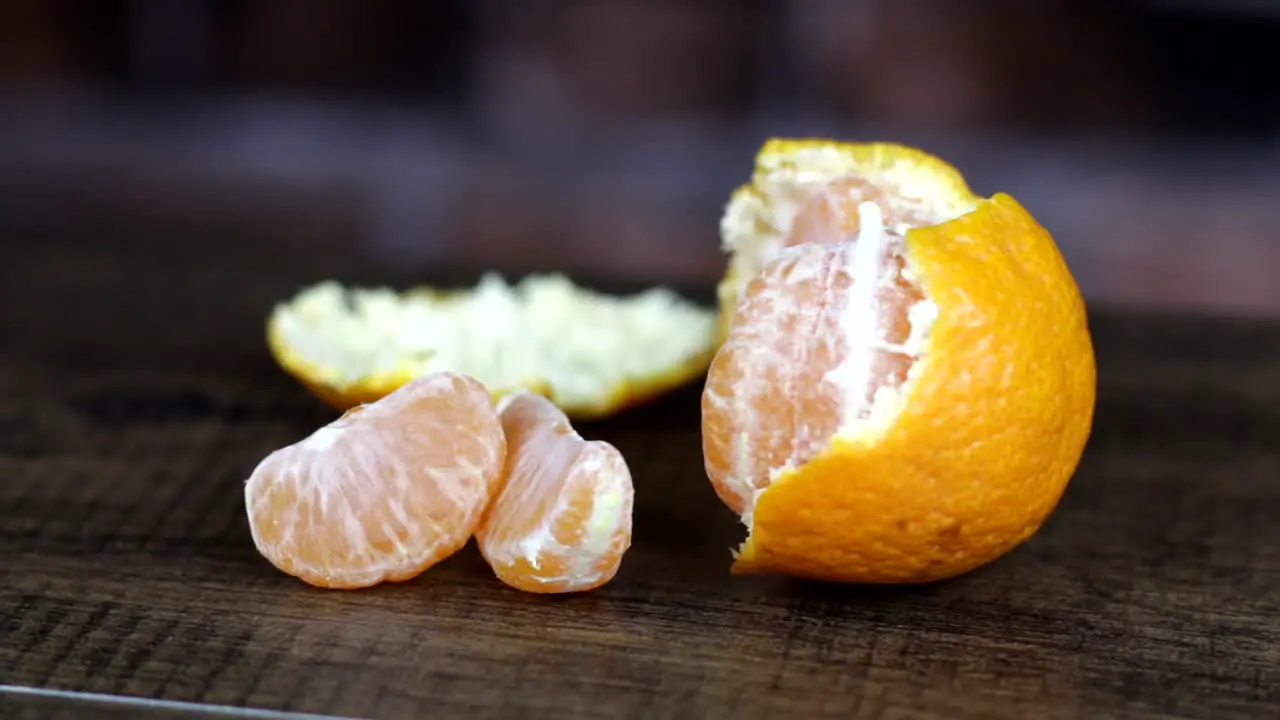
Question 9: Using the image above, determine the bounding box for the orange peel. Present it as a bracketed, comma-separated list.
[267, 274, 719, 420]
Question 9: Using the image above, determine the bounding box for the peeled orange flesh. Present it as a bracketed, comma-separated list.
[702, 138, 1096, 584]
[476, 391, 634, 594]
[267, 273, 719, 420]
[244, 372, 506, 589]
[715, 141, 977, 339]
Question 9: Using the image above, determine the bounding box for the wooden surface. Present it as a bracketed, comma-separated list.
[2, 232, 1279, 720]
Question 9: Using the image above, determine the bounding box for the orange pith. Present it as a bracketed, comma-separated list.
[476, 392, 634, 594]
[702, 139, 1096, 584]
[266, 276, 719, 422]
[245, 372, 506, 589]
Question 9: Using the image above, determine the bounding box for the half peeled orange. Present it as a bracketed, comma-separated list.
[702, 139, 1097, 584]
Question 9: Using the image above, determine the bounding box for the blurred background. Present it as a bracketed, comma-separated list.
[0, 0, 1277, 316]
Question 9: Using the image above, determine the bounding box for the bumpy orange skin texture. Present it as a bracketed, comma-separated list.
[731, 193, 1096, 583]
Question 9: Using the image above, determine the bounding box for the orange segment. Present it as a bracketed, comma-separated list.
[244, 372, 506, 589]
[702, 138, 1096, 584]
[476, 392, 634, 594]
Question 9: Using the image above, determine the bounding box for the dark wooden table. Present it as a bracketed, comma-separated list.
[2, 232, 1278, 720]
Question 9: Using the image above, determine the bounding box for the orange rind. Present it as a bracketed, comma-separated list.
[267, 274, 719, 420]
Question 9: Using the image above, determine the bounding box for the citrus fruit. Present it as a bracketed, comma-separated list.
[701, 138, 1096, 584]
[476, 391, 634, 594]
[267, 273, 719, 420]
[244, 372, 506, 589]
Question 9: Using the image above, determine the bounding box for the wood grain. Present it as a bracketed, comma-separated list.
[2, 233, 1278, 719]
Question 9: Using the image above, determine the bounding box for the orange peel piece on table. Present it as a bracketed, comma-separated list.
[267, 273, 719, 421]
